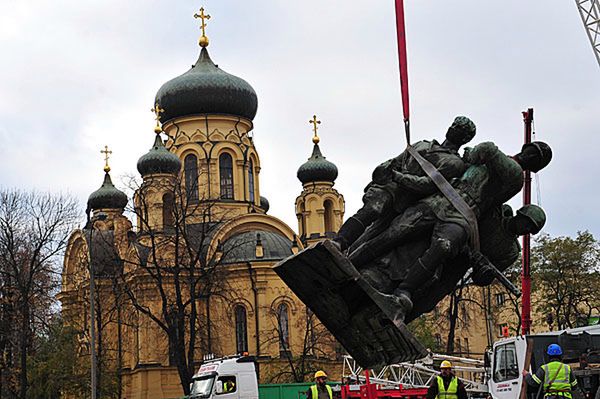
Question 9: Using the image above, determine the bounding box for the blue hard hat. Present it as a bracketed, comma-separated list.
[547, 344, 563, 356]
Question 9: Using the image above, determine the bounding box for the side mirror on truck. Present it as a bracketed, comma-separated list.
[215, 381, 223, 394]
[484, 350, 491, 368]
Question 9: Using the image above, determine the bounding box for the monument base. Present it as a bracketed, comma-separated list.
[274, 240, 427, 369]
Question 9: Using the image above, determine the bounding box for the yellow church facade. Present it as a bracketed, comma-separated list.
[59, 9, 345, 399]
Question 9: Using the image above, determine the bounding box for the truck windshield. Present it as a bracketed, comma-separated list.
[190, 376, 215, 398]
[493, 342, 519, 382]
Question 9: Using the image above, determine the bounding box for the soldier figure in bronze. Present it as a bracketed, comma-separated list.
[334, 116, 476, 251]
[364, 203, 547, 323]
[471, 204, 546, 286]
[348, 141, 552, 318]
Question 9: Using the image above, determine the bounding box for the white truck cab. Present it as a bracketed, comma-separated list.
[488, 324, 600, 399]
[189, 355, 259, 399]
[488, 335, 528, 399]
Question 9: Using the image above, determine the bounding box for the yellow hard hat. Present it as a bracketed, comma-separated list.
[315, 370, 328, 379]
[440, 360, 452, 369]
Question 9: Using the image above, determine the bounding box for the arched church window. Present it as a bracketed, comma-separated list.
[324, 199, 335, 233]
[277, 303, 290, 352]
[234, 305, 248, 353]
[184, 154, 199, 202]
[219, 153, 234, 200]
[162, 192, 175, 229]
[248, 159, 255, 203]
[298, 202, 306, 237]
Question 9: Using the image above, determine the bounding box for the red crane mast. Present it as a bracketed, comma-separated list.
[521, 109, 534, 335]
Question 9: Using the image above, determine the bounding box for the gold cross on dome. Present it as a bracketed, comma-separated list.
[151, 103, 164, 122]
[101, 145, 112, 173]
[194, 7, 211, 47]
[151, 103, 164, 133]
[309, 115, 321, 144]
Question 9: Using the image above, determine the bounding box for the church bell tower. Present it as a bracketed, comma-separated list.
[295, 116, 345, 246]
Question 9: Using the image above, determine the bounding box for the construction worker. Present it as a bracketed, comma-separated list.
[306, 370, 333, 399]
[426, 360, 468, 399]
[523, 344, 578, 398]
[223, 378, 236, 393]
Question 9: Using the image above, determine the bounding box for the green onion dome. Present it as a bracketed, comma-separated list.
[259, 196, 270, 212]
[297, 144, 338, 184]
[155, 47, 258, 122]
[87, 173, 128, 211]
[137, 133, 181, 177]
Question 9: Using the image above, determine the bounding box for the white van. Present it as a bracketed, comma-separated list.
[189, 355, 259, 399]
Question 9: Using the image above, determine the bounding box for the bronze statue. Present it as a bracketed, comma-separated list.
[275, 120, 553, 368]
[348, 141, 552, 318]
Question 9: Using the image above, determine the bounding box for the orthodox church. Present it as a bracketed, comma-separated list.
[59, 8, 345, 398]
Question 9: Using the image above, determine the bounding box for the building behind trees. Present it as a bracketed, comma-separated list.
[58, 9, 345, 398]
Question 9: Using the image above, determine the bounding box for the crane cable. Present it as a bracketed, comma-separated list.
[394, 0, 411, 145]
[531, 120, 543, 208]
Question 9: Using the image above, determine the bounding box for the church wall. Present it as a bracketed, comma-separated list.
[160, 115, 260, 209]
[121, 367, 182, 399]
[205, 262, 340, 362]
[249, 153, 260, 205]
[134, 175, 177, 231]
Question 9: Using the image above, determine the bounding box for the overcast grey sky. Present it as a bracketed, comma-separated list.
[0, 0, 598, 238]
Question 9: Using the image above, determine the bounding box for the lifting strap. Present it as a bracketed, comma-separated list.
[394, 0, 411, 145]
[406, 146, 480, 251]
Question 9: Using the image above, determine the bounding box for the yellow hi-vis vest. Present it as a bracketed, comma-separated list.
[437, 376, 458, 399]
[310, 384, 332, 399]
[542, 361, 574, 398]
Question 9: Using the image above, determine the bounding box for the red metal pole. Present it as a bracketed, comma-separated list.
[521, 108, 533, 336]
[364, 370, 372, 399]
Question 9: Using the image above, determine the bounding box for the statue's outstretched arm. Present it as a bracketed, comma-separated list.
[392, 171, 437, 195]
